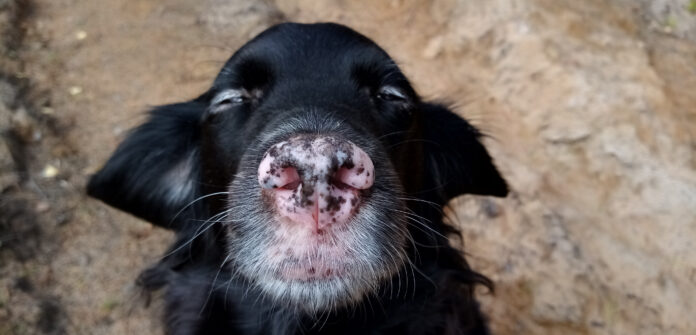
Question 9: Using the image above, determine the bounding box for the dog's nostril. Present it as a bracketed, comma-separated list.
[273, 166, 300, 190]
[275, 167, 300, 190]
[334, 163, 374, 190]
[258, 163, 301, 190]
[282, 178, 301, 190]
[330, 174, 352, 190]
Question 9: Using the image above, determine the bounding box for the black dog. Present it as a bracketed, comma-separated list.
[87, 23, 508, 335]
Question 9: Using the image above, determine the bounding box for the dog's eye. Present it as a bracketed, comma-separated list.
[209, 89, 248, 114]
[376, 86, 407, 102]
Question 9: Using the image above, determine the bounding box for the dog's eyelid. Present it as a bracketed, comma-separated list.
[208, 88, 249, 114]
[377, 85, 408, 101]
[212, 89, 245, 105]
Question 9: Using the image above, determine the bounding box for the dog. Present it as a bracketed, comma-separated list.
[87, 22, 508, 335]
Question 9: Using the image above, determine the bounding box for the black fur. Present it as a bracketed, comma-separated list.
[87, 23, 508, 335]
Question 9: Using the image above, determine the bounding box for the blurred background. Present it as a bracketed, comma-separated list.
[1, 0, 695, 334]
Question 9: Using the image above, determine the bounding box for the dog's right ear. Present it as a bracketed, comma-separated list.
[87, 99, 207, 230]
[419, 102, 508, 204]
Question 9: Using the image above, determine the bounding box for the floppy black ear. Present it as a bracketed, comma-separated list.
[87, 100, 207, 229]
[420, 102, 508, 202]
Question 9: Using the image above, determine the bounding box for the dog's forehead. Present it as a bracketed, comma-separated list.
[256, 22, 376, 46]
[216, 23, 394, 82]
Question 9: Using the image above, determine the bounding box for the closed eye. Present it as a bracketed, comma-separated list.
[209, 89, 248, 114]
[376, 86, 408, 102]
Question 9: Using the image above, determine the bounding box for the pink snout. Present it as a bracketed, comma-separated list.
[258, 136, 374, 230]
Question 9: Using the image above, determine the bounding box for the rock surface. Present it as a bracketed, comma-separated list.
[1, 0, 694, 334]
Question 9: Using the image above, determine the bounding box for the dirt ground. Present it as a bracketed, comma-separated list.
[1, 0, 695, 334]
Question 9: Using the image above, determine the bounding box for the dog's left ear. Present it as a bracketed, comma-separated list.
[420, 102, 508, 202]
[87, 99, 207, 229]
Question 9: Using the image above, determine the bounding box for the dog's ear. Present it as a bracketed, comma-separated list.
[87, 100, 207, 229]
[420, 102, 508, 203]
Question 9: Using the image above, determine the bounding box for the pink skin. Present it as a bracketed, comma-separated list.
[258, 136, 375, 232]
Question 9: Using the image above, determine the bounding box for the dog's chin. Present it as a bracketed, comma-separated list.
[256, 268, 374, 314]
[247, 250, 403, 313]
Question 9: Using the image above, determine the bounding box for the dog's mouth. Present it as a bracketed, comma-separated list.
[276, 257, 347, 281]
[227, 202, 408, 312]
[225, 205, 408, 311]
[266, 229, 355, 282]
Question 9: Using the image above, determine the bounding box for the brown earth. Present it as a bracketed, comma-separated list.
[1, 0, 695, 334]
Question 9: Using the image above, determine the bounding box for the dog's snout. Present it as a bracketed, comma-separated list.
[258, 136, 374, 230]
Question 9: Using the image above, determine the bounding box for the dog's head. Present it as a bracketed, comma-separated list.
[88, 23, 507, 313]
